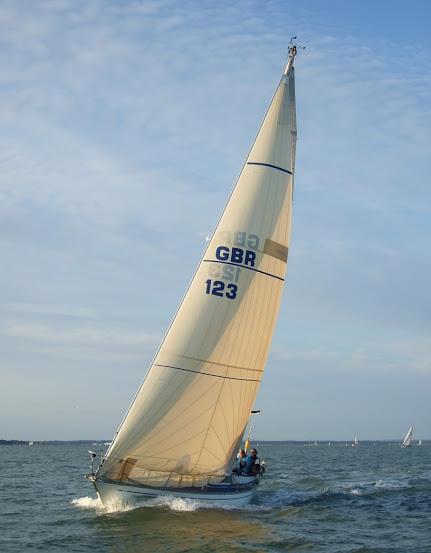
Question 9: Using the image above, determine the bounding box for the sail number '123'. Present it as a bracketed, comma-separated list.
[205, 280, 238, 299]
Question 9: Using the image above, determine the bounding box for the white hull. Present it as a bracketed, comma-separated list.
[93, 477, 257, 508]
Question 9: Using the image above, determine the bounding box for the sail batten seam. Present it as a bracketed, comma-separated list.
[203, 259, 285, 281]
[154, 363, 261, 382]
[173, 354, 264, 373]
[247, 162, 292, 175]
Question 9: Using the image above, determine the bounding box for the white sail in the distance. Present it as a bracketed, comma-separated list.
[98, 56, 297, 488]
[402, 425, 413, 447]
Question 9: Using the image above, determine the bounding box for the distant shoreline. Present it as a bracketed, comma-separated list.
[0, 439, 111, 445]
[1, 439, 428, 445]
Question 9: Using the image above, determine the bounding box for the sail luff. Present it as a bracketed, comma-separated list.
[98, 57, 297, 487]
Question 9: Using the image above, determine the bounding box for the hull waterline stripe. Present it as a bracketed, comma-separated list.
[154, 363, 261, 383]
[203, 259, 285, 282]
[247, 161, 292, 175]
[97, 488, 254, 501]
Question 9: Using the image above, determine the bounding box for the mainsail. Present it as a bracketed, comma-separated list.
[98, 53, 297, 488]
[402, 425, 413, 447]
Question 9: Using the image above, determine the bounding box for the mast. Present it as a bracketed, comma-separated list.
[283, 44, 297, 76]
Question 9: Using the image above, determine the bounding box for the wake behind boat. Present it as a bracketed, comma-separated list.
[86, 45, 299, 507]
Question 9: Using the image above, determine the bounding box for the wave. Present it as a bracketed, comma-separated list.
[250, 476, 421, 510]
[71, 494, 222, 514]
[71, 475, 421, 516]
[374, 478, 408, 490]
[71, 496, 135, 514]
[146, 496, 201, 512]
[345, 478, 411, 496]
[71, 496, 101, 509]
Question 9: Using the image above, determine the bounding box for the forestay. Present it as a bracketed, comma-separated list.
[99, 59, 297, 488]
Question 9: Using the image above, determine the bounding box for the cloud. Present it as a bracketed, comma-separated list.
[1, 0, 430, 438]
[3, 322, 159, 347]
[271, 335, 431, 376]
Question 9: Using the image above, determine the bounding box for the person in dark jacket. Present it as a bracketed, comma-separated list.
[245, 448, 261, 475]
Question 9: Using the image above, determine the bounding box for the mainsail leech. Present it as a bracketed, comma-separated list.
[98, 50, 298, 488]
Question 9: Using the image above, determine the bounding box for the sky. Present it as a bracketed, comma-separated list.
[1, 0, 430, 441]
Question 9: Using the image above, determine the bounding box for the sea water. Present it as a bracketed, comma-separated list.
[1, 442, 430, 552]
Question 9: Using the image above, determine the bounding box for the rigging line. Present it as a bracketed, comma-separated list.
[247, 161, 293, 175]
[152, 426, 210, 459]
[208, 422, 229, 461]
[201, 445, 226, 467]
[154, 364, 261, 383]
[217, 393, 232, 456]
[229, 378, 238, 445]
[118, 367, 192, 438]
[192, 345, 240, 471]
[203, 259, 285, 282]
[137, 379, 221, 451]
[142, 403, 215, 455]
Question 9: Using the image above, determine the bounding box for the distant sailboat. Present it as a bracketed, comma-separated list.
[28, 441, 34, 446]
[328, 441, 331, 446]
[314, 440, 318, 447]
[86, 45, 300, 507]
[352, 436, 359, 447]
[401, 425, 413, 448]
[418, 439, 422, 446]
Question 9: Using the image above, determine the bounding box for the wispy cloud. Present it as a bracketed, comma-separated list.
[3, 322, 159, 347]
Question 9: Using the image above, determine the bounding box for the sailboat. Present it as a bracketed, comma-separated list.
[401, 425, 413, 448]
[352, 436, 359, 447]
[418, 439, 422, 446]
[87, 45, 299, 507]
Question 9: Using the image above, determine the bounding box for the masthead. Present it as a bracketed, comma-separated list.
[283, 37, 305, 75]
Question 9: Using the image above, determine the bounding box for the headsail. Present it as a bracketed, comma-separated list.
[98, 51, 297, 488]
[402, 425, 413, 447]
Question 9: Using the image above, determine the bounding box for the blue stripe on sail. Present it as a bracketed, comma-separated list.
[247, 162, 292, 175]
[203, 259, 285, 282]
